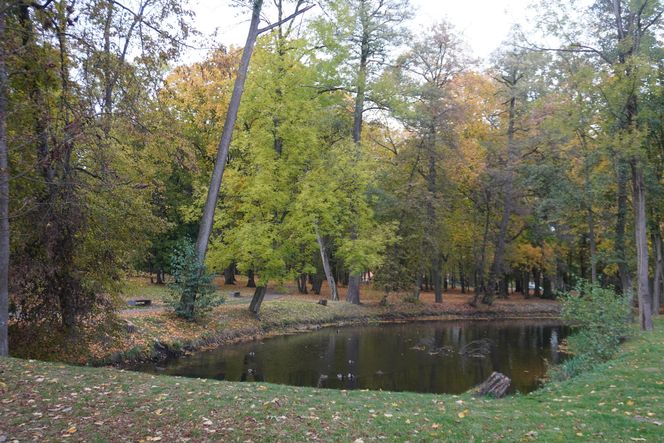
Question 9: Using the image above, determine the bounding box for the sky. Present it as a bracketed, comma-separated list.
[187, 0, 534, 62]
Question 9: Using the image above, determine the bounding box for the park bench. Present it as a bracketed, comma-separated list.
[127, 299, 152, 307]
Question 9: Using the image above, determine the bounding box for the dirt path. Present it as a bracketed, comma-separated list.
[119, 292, 284, 316]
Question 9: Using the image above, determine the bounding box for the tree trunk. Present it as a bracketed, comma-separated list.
[195, 1, 263, 263]
[345, 20, 370, 307]
[297, 273, 308, 294]
[432, 256, 442, 303]
[631, 160, 653, 330]
[312, 273, 323, 295]
[533, 268, 541, 298]
[653, 229, 663, 316]
[615, 161, 631, 295]
[249, 285, 267, 315]
[247, 269, 256, 288]
[315, 227, 338, 301]
[0, 6, 9, 356]
[156, 269, 165, 285]
[543, 276, 553, 299]
[347, 274, 360, 304]
[485, 90, 517, 305]
[588, 208, 598, 285]
[223, 263, 236, 285]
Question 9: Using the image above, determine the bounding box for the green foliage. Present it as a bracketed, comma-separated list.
[167, 240, 221, 320]
[554, 282, 631, 379]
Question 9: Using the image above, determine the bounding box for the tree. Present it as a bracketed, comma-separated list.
[315, 0, 411, 304]
[532, 0, 663, 330]
[396, 21, 469, 303]
[0, 0, 9, 356]
[4, 0, 192, 330]
[194, 0, 313, 264]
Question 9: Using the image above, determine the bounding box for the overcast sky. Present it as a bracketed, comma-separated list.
[186, 0, 534, 62]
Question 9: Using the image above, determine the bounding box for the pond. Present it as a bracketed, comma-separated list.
[136, 319, 569, 395]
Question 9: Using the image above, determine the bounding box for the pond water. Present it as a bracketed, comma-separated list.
[136, 319, 568, 394]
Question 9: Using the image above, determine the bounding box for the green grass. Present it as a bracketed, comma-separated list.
[2, 319, 663, 442]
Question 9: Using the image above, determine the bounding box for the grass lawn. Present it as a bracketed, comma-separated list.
[1, 319, 663, 442]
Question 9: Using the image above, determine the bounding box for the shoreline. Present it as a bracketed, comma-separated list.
[108, 298, 561, 368]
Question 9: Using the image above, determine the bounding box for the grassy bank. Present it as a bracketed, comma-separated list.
[1, 318, 663, 442]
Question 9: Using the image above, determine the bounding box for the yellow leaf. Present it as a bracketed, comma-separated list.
[154, 408, 163, 416]
[458, 409, 469, 419]
[627, 400, 635, 406]
[66, 426, 77, 434]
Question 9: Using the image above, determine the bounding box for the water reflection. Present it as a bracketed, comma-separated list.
[137, 319, 568, 394]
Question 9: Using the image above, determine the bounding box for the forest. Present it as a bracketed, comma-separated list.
[0, 0, 663, 359]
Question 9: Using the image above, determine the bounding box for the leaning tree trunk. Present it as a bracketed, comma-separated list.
[249, 285, 267, 315]
[631, 160, 653, 330]
[315, 227, 338, 301]
[195, 1, 264, 263]
[0, 5, 9, 356]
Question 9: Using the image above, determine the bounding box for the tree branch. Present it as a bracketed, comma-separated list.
[257, 3, 315, 34]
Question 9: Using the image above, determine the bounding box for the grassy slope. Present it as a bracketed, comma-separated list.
[1, 319, 663, 442]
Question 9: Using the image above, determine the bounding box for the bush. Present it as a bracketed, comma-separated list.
[167, 239, 221, 320]
[552, 282, 630, 379]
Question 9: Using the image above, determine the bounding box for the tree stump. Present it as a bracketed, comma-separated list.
[474, 371, 511, 398]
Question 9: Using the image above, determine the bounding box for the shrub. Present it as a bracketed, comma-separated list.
[167, 239, 222, 320]
[552, 281, 630, 379]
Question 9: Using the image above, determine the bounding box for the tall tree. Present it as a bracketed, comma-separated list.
[316, 0, 411, 304]
[397, 22, 469, 302]
[194, 0, 313, 264]
[534, 0, 663, 330]
[0, 0, 9, 356]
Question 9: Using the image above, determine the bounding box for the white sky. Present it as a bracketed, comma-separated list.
[187, 0, 533, 62]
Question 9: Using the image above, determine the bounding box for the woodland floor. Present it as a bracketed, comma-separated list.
[1, 318, 663, 442]
[8, 276, 562, 366]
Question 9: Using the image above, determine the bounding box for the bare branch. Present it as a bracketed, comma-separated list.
[257, 3, 315, 34]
